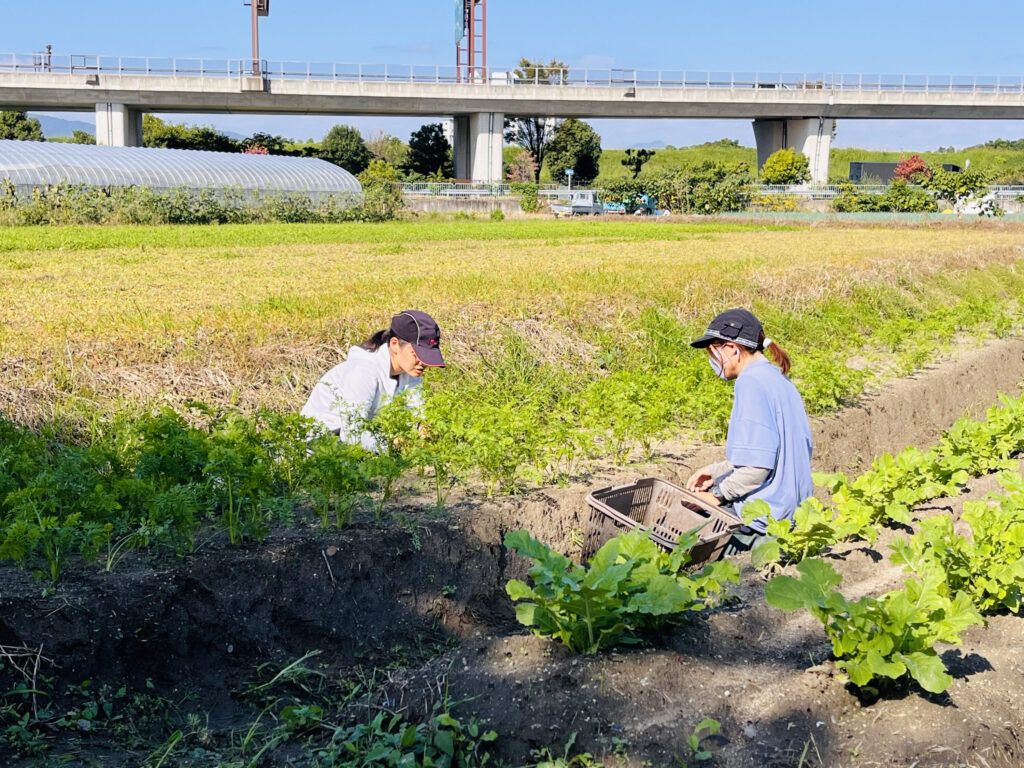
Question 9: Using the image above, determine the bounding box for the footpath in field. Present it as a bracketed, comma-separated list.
[4, 336, 1024, 766]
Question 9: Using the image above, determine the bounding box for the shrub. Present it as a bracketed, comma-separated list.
[748, 192, 801, 212]
[0, 182, 398, 226]
[510, 182, 540, 213]
[645, 163, 751, 214]
[760, 148, 810, 184]
[831, 181, 937, 213]
[894, 154, 931, 182]
[922, 167, 1000, 218]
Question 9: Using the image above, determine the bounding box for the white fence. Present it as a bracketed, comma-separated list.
[5, 52, 1024, 94]
[401, 183, 1024, 201]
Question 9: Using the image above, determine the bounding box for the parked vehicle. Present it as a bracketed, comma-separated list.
[603, 193, 657, 215]
[551, 190, 604, 217]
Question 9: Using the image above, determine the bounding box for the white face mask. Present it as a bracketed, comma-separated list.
[709, 345, 736, 380]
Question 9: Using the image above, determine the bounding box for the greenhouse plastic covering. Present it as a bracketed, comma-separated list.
[0, 139, 361, 195]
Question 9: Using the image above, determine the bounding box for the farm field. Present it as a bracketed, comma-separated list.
[5, 218, 1024, 766]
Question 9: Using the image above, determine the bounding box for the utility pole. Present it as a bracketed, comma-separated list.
[245, 0, 269, 76]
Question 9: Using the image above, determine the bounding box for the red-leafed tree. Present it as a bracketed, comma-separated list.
[894, 154, 931, 181]
[243, 144, 270, 155]
[506, 149, 539, 183]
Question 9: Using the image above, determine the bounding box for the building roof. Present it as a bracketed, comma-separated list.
[0, 139, 361, 194]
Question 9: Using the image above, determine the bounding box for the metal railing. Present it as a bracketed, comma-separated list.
[4, 52, 1024, 95]
[400, 183, 1024, 200]
[400, 181, 512, 197]
[401, 182, 566, 197]
[753, 184, 1024, 200]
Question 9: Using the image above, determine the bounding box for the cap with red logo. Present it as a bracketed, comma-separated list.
[390, 310, 445, 367]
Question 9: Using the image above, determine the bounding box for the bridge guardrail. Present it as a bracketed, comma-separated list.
[4, 53, 1024, 94]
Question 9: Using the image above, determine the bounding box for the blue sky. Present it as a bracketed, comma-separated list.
[6, 0, 1024, 150]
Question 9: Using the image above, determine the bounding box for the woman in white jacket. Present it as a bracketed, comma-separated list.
[301, 310, 445, 451]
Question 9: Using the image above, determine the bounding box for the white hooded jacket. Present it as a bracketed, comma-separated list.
[300, 344, 424, 451]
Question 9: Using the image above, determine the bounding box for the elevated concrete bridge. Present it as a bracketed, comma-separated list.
[5, 53, 1024, 183]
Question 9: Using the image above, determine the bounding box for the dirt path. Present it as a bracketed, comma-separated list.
[3, 336, 1024, 766]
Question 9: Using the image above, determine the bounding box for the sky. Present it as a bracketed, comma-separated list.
[5, 0, 1024, 150]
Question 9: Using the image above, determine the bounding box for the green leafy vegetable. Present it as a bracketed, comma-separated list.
[505, 529, 739, 654]
[765, 559, 982, 693]
[891, 472, 1024, 614]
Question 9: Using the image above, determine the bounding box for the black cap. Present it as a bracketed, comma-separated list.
[690, 308, 764, 350]
[391, 310, 445, 367]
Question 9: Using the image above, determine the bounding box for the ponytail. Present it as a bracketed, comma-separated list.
[758, 332, 791, 375]
[360, 328, 395, 352]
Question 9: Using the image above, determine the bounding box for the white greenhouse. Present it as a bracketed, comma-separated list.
[0, 139, 361, 199]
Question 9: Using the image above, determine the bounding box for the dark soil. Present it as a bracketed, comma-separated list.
[4, 336, 1024, 767]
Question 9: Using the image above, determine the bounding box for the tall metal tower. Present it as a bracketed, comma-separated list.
[455, 0, 486, 83]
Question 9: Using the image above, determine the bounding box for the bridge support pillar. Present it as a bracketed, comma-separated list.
[95, 103, 143, 147]
[453, 112, 503, 183]
[752, 118, 831, 184]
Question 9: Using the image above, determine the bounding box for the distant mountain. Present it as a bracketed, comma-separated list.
[627, 140, 668, 150]
[30, 114, 95, 138]
[28, 114, 249, 141]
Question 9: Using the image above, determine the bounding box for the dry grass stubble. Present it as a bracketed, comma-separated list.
[2, 226, 1024, 423]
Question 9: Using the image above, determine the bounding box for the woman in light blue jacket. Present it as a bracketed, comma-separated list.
[686, 308, 813, 550]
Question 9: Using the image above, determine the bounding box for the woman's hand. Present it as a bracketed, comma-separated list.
[686, 465, 715, 493]
[692, 491, 721, 508]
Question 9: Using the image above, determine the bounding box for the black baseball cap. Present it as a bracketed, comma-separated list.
[690, 308, 763, 350]
[391, 310, 445, 367]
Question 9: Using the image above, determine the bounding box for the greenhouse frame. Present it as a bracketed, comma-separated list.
[0, 139, 362, 198]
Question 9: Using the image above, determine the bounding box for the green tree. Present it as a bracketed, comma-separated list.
[404, 123, 452, 179]
[922, 167, 998, 218]
[241, 132, 291, 155]
[760, 148, 810, 184]
[186, 127, 239, 153]
[504, 58, 568, 182]
[366, 131, 409, 168]
[70, 130, 95, 145]
[319, 125, 372, 174]
[359, 158, 399, 182]
[143, 115, 238, 152]
[545, 118, 602, 186]
[622, 148, 656, 179]
[0, 111, 44, 141]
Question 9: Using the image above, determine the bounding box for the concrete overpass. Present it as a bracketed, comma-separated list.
[5, 53, 1024, 183]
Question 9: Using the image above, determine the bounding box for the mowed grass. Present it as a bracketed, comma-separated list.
[2, 218, 1024, 429]
[0, 218, 794, 253]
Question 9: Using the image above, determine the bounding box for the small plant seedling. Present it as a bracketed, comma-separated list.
[531, 731, 603, 767]
[674, 718, 720, 766]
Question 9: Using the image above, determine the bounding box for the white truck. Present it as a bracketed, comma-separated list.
[551, 190, 604, 217]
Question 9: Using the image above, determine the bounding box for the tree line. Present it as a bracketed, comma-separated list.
[0, 110, 454, 180]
